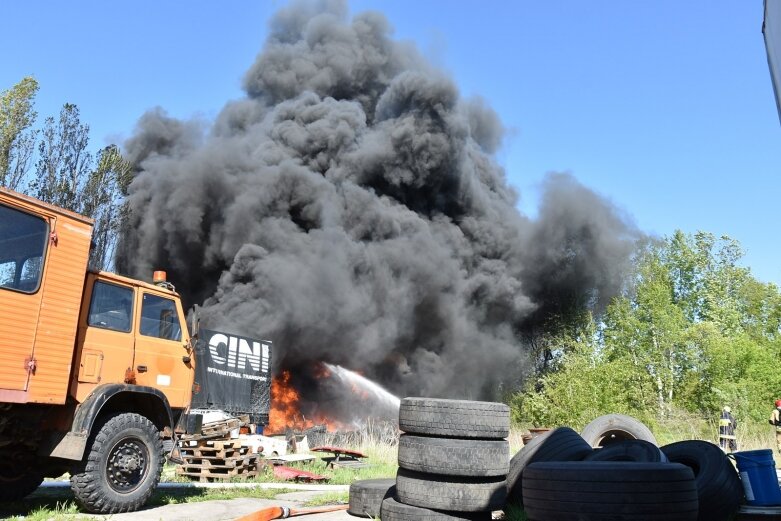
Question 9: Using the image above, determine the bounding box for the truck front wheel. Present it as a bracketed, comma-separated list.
[70, 412, 163, 514]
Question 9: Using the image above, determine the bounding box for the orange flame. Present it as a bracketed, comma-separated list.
[267, 368, 351, 434]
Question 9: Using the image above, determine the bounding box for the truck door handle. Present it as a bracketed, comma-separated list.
[137, 365, 148, 373]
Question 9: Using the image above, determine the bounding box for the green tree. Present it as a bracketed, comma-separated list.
[603, 246, 693, 419]
[512, 230, 781, 430]
[31, 103, 92, 210]
[30, 104, 132, 269]
[512, 315, 656, 429]
[1, 79, 132, 271]
[81, 145, 132, 270]
[0, 76, 39, 190]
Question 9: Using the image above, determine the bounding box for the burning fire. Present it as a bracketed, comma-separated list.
[266, 363, 400, 435]
[267, 368, 348, 434]
[265, 363, 399, 434]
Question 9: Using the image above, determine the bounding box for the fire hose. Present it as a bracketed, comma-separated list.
[234, 504, 349, 521]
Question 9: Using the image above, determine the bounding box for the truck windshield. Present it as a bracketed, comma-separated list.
[0, 204, 48, 293]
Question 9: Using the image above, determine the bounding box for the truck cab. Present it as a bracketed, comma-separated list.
[71, 270, 194, 408]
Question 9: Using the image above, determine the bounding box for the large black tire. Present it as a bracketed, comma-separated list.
[398, 434, 509, 477]
[661, 440, 743, 521]
[347, 478, 395, 518]
[70, 413, 164, 514]
[580, 413, 657, 448]
[0, 465, 44, 502]
[379, 497, 492, 521]
[522, 461, 698, 521]
[584, 439, 668, 462]
[395, 468, 506, 512]
[506, 426, 592, 505]
[398, 398, 509, 439]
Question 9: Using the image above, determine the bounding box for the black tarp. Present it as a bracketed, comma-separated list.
[190, 329, 272, 425]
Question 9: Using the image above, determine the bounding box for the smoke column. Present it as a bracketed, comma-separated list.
[116, 0, 640, 404]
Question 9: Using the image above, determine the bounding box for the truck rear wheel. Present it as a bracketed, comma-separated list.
[0, 466, 44, 502]
[70, 412, 163, 514]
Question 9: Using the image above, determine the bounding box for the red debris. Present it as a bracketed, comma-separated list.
[272, 465, 329, 482]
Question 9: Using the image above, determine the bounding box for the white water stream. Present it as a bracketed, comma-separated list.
[323, 363, 401, 412]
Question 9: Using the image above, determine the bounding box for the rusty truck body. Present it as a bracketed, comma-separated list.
[0, 187, 196, 513]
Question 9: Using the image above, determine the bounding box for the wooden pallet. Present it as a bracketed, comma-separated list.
[175, 465, 259, 482]
[186, 418, 243, 440]
[179, 439, 248, 459]
[179, 453, 259, 469]
[321, 457, 371, 469]
[176, 451, 261, 482]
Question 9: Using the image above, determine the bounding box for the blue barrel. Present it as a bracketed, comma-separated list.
[731, 449, 781, 506]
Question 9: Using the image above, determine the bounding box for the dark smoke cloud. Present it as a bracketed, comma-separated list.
[117, 0, 640, 402]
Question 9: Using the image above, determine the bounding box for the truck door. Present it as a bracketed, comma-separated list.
[133, 292, 191, 407]
[72, 278, 135, 402]
[0, 203, 49, 392]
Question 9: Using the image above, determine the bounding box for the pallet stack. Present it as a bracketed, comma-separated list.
[176, 416, 261, 482]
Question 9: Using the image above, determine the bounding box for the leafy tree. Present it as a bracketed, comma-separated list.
[0, 76, 39, 190]
[81, 146, 132, 270]
[603, 246, 693, 419]
[1, 79, 132, 270]
[30, 104, 131, 269]
[512, 315, 657, 429]
[513, 230, 781, 430]
[31, 103, 92, 209]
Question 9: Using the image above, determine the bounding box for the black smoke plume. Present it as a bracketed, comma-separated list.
[116, 0, 640, 406]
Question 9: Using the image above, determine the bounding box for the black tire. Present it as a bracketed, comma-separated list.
[398, 398, 509, 439]
[584, 439, 668, 462]
[506, 426, 592, 505]
[661, 440, 743, 521]
[0, 466, 44, 502]
[580, 413, 657, 448]
[522, 461, 698, 521]
[379, 497, 492, 521]
[398, 434, 509, 477]
[70, 412, 164, 514]
[347, 478, 395, 518]
[395, 468, 506, 512]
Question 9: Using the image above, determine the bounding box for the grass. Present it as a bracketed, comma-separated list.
[2, 500, 88, 521]
[502, 503, 529, 521]
[148, 485, 291, 506]
[301, 491, 349, 507]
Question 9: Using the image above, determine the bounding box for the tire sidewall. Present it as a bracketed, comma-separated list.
[580, 414, 657, 448]
[97, 424, 160, 501]
[398, 435, 509, 477]
[73, 413, 163, 513]
[348, 478, 396, 517]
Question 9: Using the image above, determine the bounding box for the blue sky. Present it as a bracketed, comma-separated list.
[2, 1, 780, 284]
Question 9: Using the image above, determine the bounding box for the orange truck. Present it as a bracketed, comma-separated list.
[0, 187, 202, 513]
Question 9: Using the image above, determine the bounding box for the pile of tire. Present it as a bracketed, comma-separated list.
[505, 414, 744, 521]
[349, 397, 510, 520]
[350, 409, 744, 520]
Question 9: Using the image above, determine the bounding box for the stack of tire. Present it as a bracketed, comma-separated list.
[505, 414, 744, 521]
[349, 397, 510, 520]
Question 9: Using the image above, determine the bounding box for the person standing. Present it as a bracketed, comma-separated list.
[770, 399, 781, 453]
[719, 406, 737, 452]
